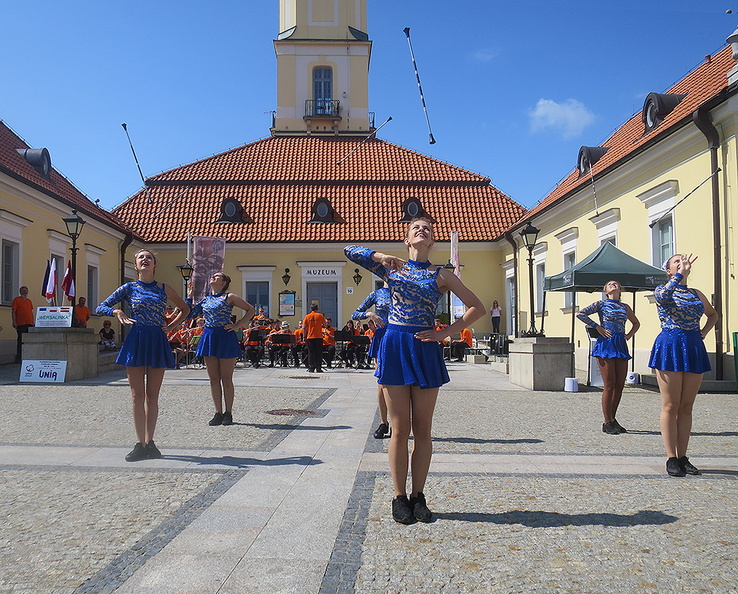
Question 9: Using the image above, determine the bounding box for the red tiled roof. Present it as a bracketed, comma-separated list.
[0, 120, 132, 234]
[519, 45, 735, 224]
[113, 136, 525, 242]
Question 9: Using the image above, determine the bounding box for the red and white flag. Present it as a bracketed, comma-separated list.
[61, 261, 75, 300]
[43, 259, 57, 303]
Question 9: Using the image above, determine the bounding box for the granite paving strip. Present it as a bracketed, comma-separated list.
[0, 362, 735, 593]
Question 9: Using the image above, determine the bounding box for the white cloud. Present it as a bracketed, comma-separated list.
[469, 48, 498, 62]
[529, 98, 595, 139]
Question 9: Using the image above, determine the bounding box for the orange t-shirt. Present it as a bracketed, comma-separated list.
[293, 327, 304, 344]
[460, 328, 472, 347]
[75, 305, 91, 326]
[12, 296, 34, 326]
[302, 311, 325, 340]
[322, 326, 336, 346]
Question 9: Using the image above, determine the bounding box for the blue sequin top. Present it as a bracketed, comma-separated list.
[96, 281, 167, 326]
[654, 273, 704, 331]
[344, 246, 443, 327]
[187, 293, 233, 328]
[351, 287, 391, 326]
[577, 299, 628, 334]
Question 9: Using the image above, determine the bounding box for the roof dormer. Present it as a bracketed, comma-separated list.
[642, 93, 686, 132]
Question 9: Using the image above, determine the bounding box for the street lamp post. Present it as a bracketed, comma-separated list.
[62, 210, 86, 311]
[177, 261, 194, 285]
[519, 220, 542, 337]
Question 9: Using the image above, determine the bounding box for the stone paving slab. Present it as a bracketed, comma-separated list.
[0, 362, 735, 593]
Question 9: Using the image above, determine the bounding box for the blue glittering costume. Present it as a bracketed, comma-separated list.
[577, 299, 631, 360]
[351, 287, 391, 360]
[345, 246, 449, 388]
[649, 273, 710, 373]
[187, 293, 241, 359]
[96, 281, 174, 368]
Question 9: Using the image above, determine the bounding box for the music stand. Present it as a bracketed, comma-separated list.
[353, 335, 371, 346]
[271, 334, 295, 345]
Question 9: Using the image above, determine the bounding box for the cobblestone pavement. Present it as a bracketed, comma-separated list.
[0, 362, 735, 593]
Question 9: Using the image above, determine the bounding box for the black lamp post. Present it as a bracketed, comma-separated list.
[282, 268, 291, 286]
[519, 220, 541, 337]
[352, 268, 363, 286]
[62, 209, 86, 308]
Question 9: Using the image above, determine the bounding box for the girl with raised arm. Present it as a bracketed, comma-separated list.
[345, 217, 485, 524]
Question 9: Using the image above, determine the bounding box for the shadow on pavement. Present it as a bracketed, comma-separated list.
[436, 509, 678, 527]
[163, 454, 322, 468]
[434, 437, 544, 445]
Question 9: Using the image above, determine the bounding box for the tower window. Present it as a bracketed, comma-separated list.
[642, 93, 686, 132]
[313, 68, 333, 115]
[309, 197, 337, 223]
[398, 197, 433, 223]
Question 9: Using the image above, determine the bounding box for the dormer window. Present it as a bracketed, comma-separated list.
[215, 197, 250, 223]
[309, 197, 337, 223]
[16, 148, 51, 180]
[642, 93, 686, 131]
[398, 197, 432, 223]
[577, 146, 609, 176]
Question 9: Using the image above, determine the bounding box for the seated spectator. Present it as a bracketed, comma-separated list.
[98, 320, 117, 350]
[450, 327, 473, 362]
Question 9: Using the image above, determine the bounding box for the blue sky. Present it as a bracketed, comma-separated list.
[0, 1, 732, 211]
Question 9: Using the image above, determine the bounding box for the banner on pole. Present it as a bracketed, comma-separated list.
[191, 236, 226, 302]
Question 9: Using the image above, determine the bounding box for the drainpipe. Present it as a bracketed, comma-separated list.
[504, 231, 520, 337]
[693, 106, 723, 379]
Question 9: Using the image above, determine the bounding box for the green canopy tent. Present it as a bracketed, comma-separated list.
[543, 242, 667, 378]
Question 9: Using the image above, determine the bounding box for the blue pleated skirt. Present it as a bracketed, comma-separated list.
[116, 324, 175, 368]
[649, 328, 711, 373]
[375, 324, 450, 389]
[367, 326, 386, 360]
[196, 327, 242, 359]
[592, 332, 631, 360]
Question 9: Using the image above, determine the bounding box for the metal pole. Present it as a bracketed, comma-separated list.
[527, 250, 537, 335]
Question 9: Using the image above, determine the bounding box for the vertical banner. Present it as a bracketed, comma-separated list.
[450, 231, 465, 320]
[192, 236, 226, 302]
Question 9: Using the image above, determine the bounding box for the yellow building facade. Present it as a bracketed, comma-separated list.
[502, 45, 738, 382]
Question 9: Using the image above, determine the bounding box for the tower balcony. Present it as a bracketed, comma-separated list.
[304, 100, 341, 119]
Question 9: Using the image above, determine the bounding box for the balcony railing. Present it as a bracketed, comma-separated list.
[304, 99, 341, 118]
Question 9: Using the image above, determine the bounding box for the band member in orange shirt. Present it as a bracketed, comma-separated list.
[291, 320, 305, 367]
[302, 304, 326, 373]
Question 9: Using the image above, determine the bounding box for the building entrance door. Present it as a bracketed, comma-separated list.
[306, 282, 338, 322]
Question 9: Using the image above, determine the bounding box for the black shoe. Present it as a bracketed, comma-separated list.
[392, 495, 416, 524]
[409, 492, 433, 523]
[267, 363, 274, 368]
[679, 456, 701, 475]
[666, 457, 686, 477]
[222, 412, 233, 426]
[209, 412, 224, 426]
[316, 368, 323, 373]
[613, 419, 627, 433]
[602, 421, 621, 435]
[373, 423, 390, 439]
[145, 440, 162, 459]
[125, 442, 147, 462]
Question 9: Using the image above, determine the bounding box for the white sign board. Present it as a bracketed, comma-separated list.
[19, 360, 68, 383]
[36, 307, 73, 328]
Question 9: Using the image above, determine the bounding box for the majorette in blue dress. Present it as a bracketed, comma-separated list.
[344, 246, 449, 389]
[648, 273, 710, 373]
[187, 293, 242, 359]
[577, 299, 631, 360]
[96, 280, 174, 368]
[351, 286, 391, 360]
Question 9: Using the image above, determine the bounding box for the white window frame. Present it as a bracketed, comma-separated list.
[555, 227, 578, 311]
[589, 208, 620, 246]
[238, 266, 276, 318]
[1, 239, 20, 305]
[533, 243, 547, 314]
[84, 244, 105, 311]
[638, 180, 678, 267]
[0, 211, 31, 304]
[502, 259, 515, 336]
